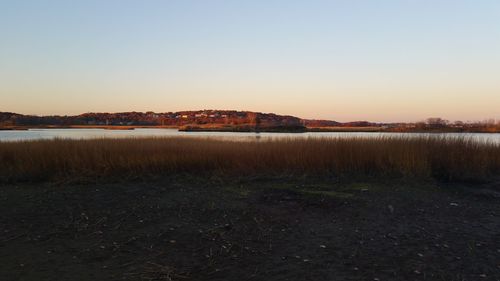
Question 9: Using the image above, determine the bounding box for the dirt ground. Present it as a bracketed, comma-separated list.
[1, 177, 499, 281]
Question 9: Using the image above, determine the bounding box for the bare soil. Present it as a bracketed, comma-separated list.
[1, 177, 499, 281]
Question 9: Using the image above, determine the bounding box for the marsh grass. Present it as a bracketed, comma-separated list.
[0, 136, 499, 182]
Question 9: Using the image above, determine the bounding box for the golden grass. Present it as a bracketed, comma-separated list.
[0, 136, 499, 182]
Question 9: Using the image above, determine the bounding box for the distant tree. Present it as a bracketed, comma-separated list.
[415, 121, 426, 130]
[426, 118, 449, 128]
[483, 119, 496, 127]
[254, 114, 261, 131]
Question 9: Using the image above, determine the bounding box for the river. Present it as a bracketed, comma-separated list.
[1, 128, 500, 143]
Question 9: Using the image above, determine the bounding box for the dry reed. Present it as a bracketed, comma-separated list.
[0, 136, 499, 182]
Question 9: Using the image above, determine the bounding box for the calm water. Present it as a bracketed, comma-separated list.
[1, 128, 500, 143]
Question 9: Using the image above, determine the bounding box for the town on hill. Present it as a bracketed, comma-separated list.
[0, 110, 499, 133]
[0, 110, 305, 132]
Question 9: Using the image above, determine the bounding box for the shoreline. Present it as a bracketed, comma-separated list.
[1, 125, 499, 134]
[0, 125, 178, 131]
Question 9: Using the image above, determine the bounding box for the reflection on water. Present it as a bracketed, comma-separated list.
[0, 128, 499, 143]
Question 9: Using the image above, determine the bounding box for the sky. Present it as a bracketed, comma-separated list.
[0, 0, 499, 122]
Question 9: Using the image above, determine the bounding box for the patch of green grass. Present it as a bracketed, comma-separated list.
[256, 181, 355, 199]
[220, 185, 252, 198]
[299, 189, 354, 199]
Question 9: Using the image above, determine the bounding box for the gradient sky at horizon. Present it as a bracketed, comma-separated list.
[1, 0, 499, 122]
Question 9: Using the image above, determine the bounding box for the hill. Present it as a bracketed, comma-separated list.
[0, 110, 307, 132]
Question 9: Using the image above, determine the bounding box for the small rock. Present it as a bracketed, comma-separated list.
[480, 274, 487, 278]
[414, 270, 421, 274]
[303, 259, 310, 262]
[388, 205, 394, 213]
[417, 253, 424, 257]
[450, 203, 459, 207]
[169, 240, 176, 244]
[320, 245, 326, 249]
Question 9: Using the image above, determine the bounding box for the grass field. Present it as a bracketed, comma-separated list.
[1, 136, 499, 182]
[2, 137, 500, 280]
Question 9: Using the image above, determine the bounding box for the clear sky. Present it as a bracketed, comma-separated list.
[1, 0, 499, 122]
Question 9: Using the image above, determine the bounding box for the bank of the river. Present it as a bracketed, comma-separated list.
[179, 125, 307, 133]
[1, 177, 499, 281]
[0, 125, 178, 131]
[2, 125, 499, 133]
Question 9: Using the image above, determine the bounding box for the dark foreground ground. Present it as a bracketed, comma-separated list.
[1, 177, 499, 281]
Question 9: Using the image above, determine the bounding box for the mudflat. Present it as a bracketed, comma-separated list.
[1, 177, 499, 281]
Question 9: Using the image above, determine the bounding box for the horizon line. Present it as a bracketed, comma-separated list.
[2, 109, 498, 124]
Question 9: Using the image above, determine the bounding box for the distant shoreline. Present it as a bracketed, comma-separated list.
[0, 125, 178, 131]
[1, 125, 500, 134]
[2, 110, 500, 133]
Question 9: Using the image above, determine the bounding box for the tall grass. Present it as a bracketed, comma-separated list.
[0, 136, 499, 182]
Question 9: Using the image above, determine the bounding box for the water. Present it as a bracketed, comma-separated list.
[1, 128, 500, 144]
